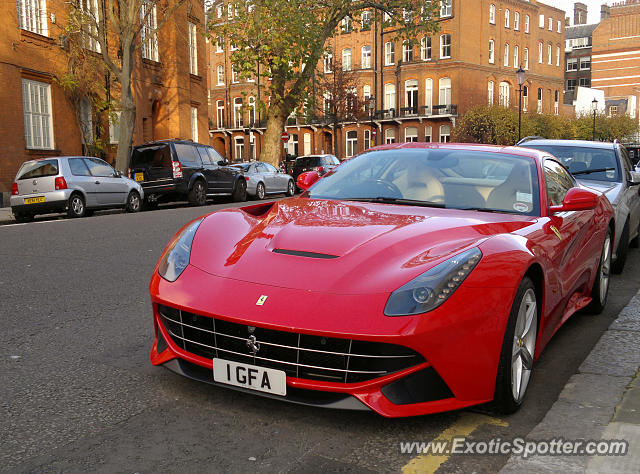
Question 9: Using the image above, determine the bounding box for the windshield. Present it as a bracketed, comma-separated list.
[17, 159, 59, 180]
[231, 163, 251, 171]
[307, 149, 540, 216]
[522, 145, 619, 182]
[295, 157, 321, 167]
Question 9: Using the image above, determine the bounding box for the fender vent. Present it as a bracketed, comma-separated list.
[273, 249, 339, 259]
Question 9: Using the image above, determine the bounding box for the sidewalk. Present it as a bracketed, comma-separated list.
[501, 290, 640, 473]
[0, 206, 14, 224]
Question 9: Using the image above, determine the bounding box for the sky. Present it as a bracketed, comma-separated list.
[550, 0, 613, 25]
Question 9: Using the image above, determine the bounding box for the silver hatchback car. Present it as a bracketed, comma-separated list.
[231, 161, 295, 199]
[10, 156, 144, 222]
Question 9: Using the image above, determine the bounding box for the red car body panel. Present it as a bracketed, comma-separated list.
[149, 143, 614, 417]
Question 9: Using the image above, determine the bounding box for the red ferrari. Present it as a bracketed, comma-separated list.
[149, 143, 614, 417]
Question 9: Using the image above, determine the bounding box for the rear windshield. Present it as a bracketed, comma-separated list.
[295, 157, 321, 167]
[130, 144, 172, 169]
[232, 163, 252, 171]
[17, 159, 59, 180]
[522, 145, 620, 182]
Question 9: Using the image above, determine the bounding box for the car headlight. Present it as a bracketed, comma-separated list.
[384, 248, 482, 316]
[157, 219, 203, 282]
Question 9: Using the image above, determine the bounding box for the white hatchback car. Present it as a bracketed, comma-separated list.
[10, 156, 144, 222]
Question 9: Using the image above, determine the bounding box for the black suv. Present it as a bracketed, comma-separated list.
[291, 154, 340, 189]
[129, 140, 246, 207]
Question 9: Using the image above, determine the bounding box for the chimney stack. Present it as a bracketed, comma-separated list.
[601, 4, 610, 21]
[574, 2, 588, 25]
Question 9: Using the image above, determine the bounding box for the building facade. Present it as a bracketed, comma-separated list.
[0, 0, 208, 204]
[207, 0, 566, 162]
[563, 3, 597, 105]
[591, 0, 640, 121]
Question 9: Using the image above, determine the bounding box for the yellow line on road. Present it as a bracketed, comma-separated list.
[402, 413, 508, 474]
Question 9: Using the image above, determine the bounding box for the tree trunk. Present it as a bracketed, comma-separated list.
[114, 42, 136, 172]
[259, 105, 287, 167]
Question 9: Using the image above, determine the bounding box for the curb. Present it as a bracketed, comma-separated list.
[500, 290, 640, 473]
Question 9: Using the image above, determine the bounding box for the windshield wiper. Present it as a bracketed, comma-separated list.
[456, 207, 522, 214]
[344, 197, 445, 208]
[572, 167, 616, 175]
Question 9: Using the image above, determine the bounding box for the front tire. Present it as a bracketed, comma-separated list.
[232, 179, 247, 202]
[492, 277, 538, 414]
[256, 182, 265, 200]
[67, 193, 86, 218]
[286, 180, 295, 197]
[611, 221, 628, 274]
[188, 180, 207, 206]
[126, 191, 141, 213]
[587, 228, 613, 314]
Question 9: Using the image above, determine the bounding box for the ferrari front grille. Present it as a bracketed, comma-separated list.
[157, 304, 424, 383]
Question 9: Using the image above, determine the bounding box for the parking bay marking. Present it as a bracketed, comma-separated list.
[402, 413, 508, 474]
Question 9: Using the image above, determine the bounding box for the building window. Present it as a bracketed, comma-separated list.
[234, 136, 244, 161]
[524, 14, 530, 33]
[566, 79, 577, 91]
[191, 106, 198, 142]
[363, 84, 371, 102]
[548, 17, 553, 31]
[523, 86, 528, 112]
[557, 20, 561, 33]
[440, 0, 452, 18]
[342, 48, 351, 71]
[538, 42, 543, 63]
[580, 56, 591, 70]
[405, 126, 418, 143]
[499, 81, 509, 107]
[554, 90, 559, 115]
[425, 126, 432, 142]
[556, 46, 560, 66]
[439, 77, 451, 106]
[361, 45, 371, 69]
[364, 129, 371, 150]
[323, 92, 332, 115]
[17, 0, 48, 35]
[425, 78, 433, 113]
[505, 9, 510, 28]
[141, 1, 158, 61]
[440, 34, 451, 59]
[324, 53, 332, 73]
[514, 45, 519, 68]
[566, 58, 577, 71]
[188, 22, 198, 75]
[514, 12, 520, 31]
[439, 124, 451, 143]
[231, 66, 239, 83]
[488, 40, 495, 63]
[547, 43, 552, 65]
[504, 43, 509, 67]
[488, 80, 494, 106]
[217, 65, 224, 85]
[248, 96, 256, 126]
[341, 16, 351, 33]
[405, 79, 418, 113]
[609, 105, 618, 116]
[362, 10, 371, 29]
[524, 48, 529, 69]
[403, 41, 413, 62]
[385, 41, 395, 65]
[216, 100, 224, 128]
[22, 79, 53, 150]
[385, 128, 395, 144]
[234, 97, 243, 128]
[216, 40, 223, 53]
[537, 88, 542, 113]
[539, 14, 544, 28]
[421, 37, 432, 60]
[109, 111, 120, 144]
[579, 78, 591, 87]
[384, 83, 396, 111]
[346, 130, 358, 157]
[489, 4, 495, 24]
[79, 0, 101, 52]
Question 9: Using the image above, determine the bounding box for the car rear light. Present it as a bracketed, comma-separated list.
[172, 161, 183, 179]
[315, 166, 325, 174]
[54, 177, 68, 190]
[245, 176, 250, 181]
[11, 183, 19, 195]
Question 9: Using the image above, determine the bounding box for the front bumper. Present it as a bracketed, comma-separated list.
[10, 189, 72, 215]
[149, 265, 516, 417]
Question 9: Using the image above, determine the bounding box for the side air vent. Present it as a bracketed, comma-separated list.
[273, 249, 339, 259]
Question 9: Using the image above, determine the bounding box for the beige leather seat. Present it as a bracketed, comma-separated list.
[487, 163, 532, 211]
[403, 165, 445, 203]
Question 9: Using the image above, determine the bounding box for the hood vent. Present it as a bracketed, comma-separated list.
[273, 249, 339, 259]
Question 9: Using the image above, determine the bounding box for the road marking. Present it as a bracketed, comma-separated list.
[402, 413, 508, 474]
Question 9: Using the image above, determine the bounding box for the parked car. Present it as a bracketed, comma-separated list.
[291, 154, 340, 190]
[10, 156, 144, 222]
[518, 138, 640, 273]
[230, 161, 296, 199]
[149, 143, 614, 417]
[129, 140, 246, 207]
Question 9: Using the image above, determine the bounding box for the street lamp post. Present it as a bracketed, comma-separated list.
[516, 67, 526, 142]
[592, 98, 598, 141]
[368, 96, 376, 147]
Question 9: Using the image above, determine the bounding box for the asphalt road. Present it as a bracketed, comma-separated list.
[1, 200, 638, 473]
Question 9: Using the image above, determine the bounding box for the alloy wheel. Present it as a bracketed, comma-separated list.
[599, 233, 611, 303]
[511, 288, 537, 403]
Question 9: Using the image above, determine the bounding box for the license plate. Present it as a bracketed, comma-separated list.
[24, 196, 45, 204]
[135, 172, 144, 182]
[213, 358, 286, 396]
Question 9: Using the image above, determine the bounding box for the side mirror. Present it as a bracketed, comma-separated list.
[316, 166, 325, 175]
[549, 187, 599, 213]
[218, 159, 229, 166]
[629, 171, 640, 186]
[114, 170, 122, 178]
[297, 171, 321, 191]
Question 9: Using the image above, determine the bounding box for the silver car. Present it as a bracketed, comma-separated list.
[10, 156, 144, 222]
[518, 139, 640, 273]
[231, 161, 295, 199]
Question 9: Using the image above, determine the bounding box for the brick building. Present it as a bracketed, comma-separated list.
[207, 0, 566, 162]
[0, 0, 208, 205]
[591, 0, 640, 121]
[563, 3, 597, 105]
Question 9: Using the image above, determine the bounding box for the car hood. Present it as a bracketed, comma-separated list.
[577, 179, 623, 206]
[189, 198, 536, 294]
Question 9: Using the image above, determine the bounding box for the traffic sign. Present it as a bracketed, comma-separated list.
[281, 131, 290, 142]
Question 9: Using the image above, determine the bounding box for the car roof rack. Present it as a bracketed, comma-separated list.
[516, 136, 545, 145]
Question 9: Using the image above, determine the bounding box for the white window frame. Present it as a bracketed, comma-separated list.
[385, 41, 394, 65]
[217, 65, 224, 85]
[363, 129, 371, 150]
[425, 78, 433, 113]
[363, 84, 371, 102]
[361, 45, 371, 69]
[539, 14, 544, 28]
[234, 97, 243, 128]
[425, 125, 432, 143]
[537, 88, 543, 114]
[385, 128, 395, 144]
[440, 0, 452, 18]
[524, 48, 529, 70]
[405, 126, 418, 143]
[17, 0, 48, 36]
[403, 41, 413, 62]
[504, 43, 509, 67]
[248, 96, 256, 125]
[22, 78, 53, 150]
[524, 14, 530, 33]
[440, 34, 451, 59]
[324, 53, 332, 73]
[405, 79, 418, 111]
[384, 83, 396, 110]
[234, 136, 244, 161]
[547, 43, 552, 65]
[514, 12, 520, 31]
[79, 0, 101, 52]
[538, 42, 543, 63]
[439, 124, 451, 143]
[109, 111, 120, 144]
[499, 81, 509, 107]
[548, 17, 553, 31]
[488, 39, 495, 64]
[523, 86, 528, 112]
[556, 46, 560, 66]
[362, 10, 371, 29]
[141, 1, 158, 62]
[346, 130, 358, 157]
[188, 22, 198, 75]
[505, 9, 510, 28]
[190, 106, 198, 142]
[439, 77, 451, 106]
[342, 48, 351, 71]
[489, 4, 495, 24]
[580, 56, 591, 70]
[216, 100, 224, 128]
[488, 81, 494, 106]
[514, 45, 519, 69]
[421, 37, 431, 61]
[554, 91, 559, 115]
[557, 20, 561, 33]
